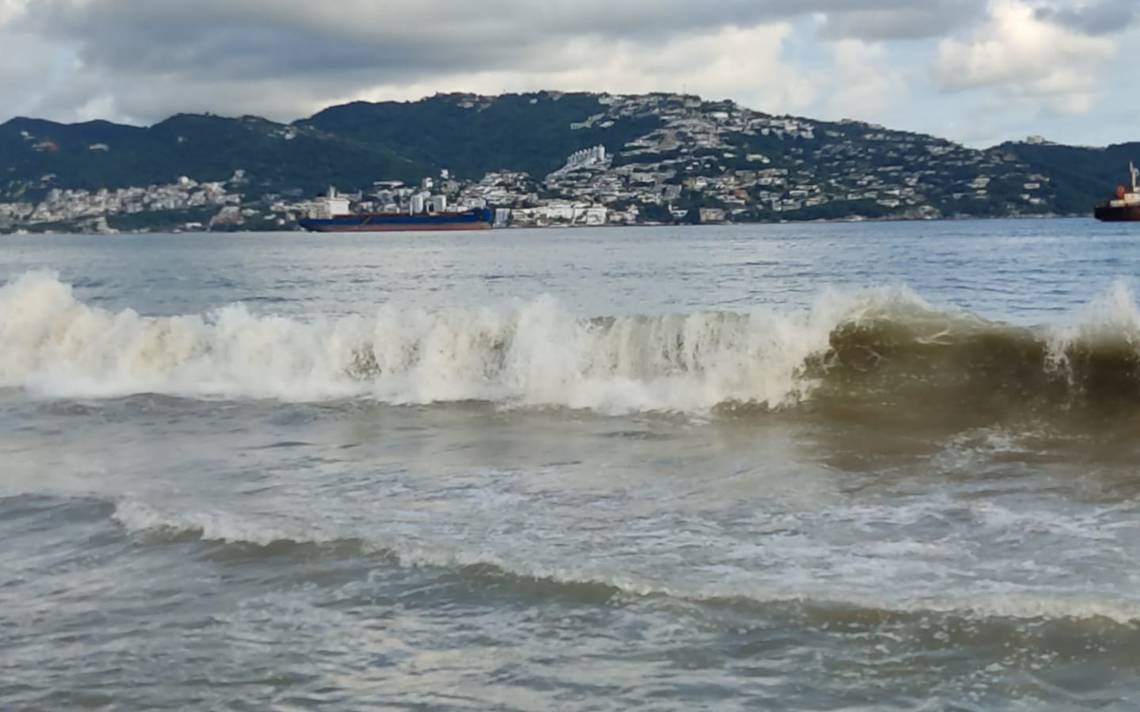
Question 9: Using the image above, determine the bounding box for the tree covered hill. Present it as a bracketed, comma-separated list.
[0, 91, 1135, 228]
[999, 141, 1140, 214]
[300, 92, 663, 180]
[0, 113, 424, 200]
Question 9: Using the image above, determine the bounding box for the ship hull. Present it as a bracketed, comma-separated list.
[300, 221, 494, 233]
[299, 209, 494, 233]
[1094, 204, 1140, 222]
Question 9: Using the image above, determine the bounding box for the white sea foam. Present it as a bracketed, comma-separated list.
[110, 499, 341, 546]
[109, 497, 1140, 626]
[1044, 279, 1140, 379]
[9, 272, 1140, 413]
[0, 271, 919, 413]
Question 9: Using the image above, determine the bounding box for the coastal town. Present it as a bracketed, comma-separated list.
[0, 92, 1064, 233]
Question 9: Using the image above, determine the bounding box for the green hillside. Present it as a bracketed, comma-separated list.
[1000, 142, 1140, 213]
[0, 91, 1136, 231]
[1, 114, 426, 201]
[300, 92, 663, 179]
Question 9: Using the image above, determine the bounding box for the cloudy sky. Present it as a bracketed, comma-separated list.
[0, 0, 1137, 146]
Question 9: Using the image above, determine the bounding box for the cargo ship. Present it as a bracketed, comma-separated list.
[1094, 162, 1140, 222]
[298, 187, 494, 232]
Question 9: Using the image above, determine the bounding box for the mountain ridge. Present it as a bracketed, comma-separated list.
[1, 91, 1135, 231]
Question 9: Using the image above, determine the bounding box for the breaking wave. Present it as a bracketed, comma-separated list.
[4, 271, 1140, 417]
[110, 498, 1140, 626]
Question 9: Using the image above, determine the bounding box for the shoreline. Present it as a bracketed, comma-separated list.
[0, 213, 1098, 237]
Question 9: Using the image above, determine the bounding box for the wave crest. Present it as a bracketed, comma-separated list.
[0, 271, 851, 410]
[4, 272, 1140, 416]
[110, 499, 1140, 626]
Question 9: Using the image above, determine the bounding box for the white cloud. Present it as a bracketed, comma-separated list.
[934, 0, 1118, 113]
[0, 0, 1000, 126]
[0, 0, 27, 25]
[0, 0, 28, 31]
[6, 18, 824, 124]
[0, 0, 1134, 147]
[348, 24, 821, 115]
[824, 40, 903, 120]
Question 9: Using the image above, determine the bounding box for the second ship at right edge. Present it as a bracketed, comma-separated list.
[1095, 162, 1140, 221]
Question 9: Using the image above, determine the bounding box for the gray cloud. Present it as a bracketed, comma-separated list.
[17, 0, 977, 83]
[0, 0, 1134, 126]
[819, 0, 986, 40]
[1035, 0, 1140, 35]
[1, 0, 983, 124]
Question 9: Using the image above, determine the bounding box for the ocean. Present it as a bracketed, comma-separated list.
[3, 219, 1140, 710]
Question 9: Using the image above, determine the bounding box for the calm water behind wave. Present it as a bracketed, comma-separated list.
[4, 219, 1140, 710]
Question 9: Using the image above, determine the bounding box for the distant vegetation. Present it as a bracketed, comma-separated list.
[0, 90, 1135, 232]
[301, 93, 663, 180]
[998, 142, 1140, 214]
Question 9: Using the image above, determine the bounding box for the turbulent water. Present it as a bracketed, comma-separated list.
[5, 220, 1140, 710]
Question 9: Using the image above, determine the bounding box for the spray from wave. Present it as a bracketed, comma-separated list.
[3, 271, 1140, 416]
[0, 271, 853, 410]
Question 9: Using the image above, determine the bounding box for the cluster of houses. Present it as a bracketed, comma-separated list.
[0, 92, 1059, 233]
